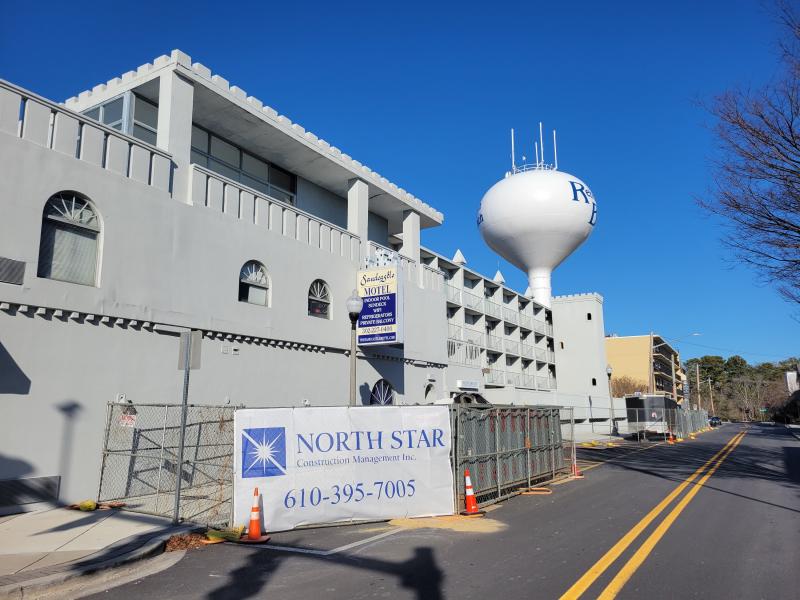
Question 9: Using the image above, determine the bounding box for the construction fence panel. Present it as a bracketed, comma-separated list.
[97, 402, 239, 527]
[452, 405, 569, 510]
[621, 406, 709, 441]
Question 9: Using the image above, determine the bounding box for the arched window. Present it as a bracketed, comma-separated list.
[370, 379, 395, 405]
[425, 383, 435, 401]
[239, 261, 270, 306]
[37, 192, 101, 286]
[307, 279, 330, 318]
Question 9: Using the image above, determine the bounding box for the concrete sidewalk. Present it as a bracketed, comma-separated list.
[0, 507, 188, 597]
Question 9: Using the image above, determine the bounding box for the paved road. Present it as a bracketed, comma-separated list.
[85, 424, 800, 599]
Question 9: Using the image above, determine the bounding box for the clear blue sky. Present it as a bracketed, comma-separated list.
[2, 0, 797, 363]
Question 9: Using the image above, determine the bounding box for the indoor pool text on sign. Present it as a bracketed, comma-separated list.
[233, 407, 454, 532]
[356, 265, 404, 346]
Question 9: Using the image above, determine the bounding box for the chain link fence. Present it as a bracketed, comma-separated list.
[97, 402, 239, 527]
[620, 407, 709, 441]
[451, 405, 571, 509]
[98, 402, 580, 524]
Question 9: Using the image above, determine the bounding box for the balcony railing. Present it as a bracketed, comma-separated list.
[462, 289, 484, 312]
[484, 300, 502, 319]
[448, 323, 463, 340]
[503, 307, 518, 324]
[504, 339, 520, 355]
[505, 372, 521, 386]
[518, 374, 537, 389]
[533, 321, 546, 334]
[537, 376, 554, 390]
[190, 165, 361, 263]
[421, 264, 444, 292]
[1, 80, 173, 194]
[535, 347, 546, 361]
[486, 334, 504, 352]
[521, 343, 535, 359]
[519, 314, 533, 329]
[462, 325, 484, 345]
[545, 323, 554, 336]
[447, 339, 481, 367]
[547, 350, 556, 363]
[446, 284, 462, 304]
[485, 368, 505, 385]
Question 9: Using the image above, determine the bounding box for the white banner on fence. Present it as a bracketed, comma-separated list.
[233, 406, 454, 532]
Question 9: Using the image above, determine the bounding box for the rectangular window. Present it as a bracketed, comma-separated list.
[191, 125, 209, 152]
[269, 165, 294, 194]
[190, 123, 296, 205]
[131, 95, 158, 144]
[38, 221, 98, 286]
[81, 92, 159, 144]
[242, 153, 268, 180]
[210, 135, 239, 167]
[102, 97, 124, 128]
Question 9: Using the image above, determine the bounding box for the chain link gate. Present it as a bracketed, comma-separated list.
[97, 402, 240, 527]
[451, 405, 570, 509]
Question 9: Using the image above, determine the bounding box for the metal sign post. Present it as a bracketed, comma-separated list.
[173, 330, 201, 525]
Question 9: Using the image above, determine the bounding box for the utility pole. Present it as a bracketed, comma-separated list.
[707, 377, 716, 416]
[695, 364, 702, 411]
[671, 357, 677, 404]
[649, 331, 654, 394]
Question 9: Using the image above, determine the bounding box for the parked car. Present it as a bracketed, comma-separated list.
[709, 416, 722, 427]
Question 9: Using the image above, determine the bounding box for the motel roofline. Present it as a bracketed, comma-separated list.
[64, 49, 444, 232]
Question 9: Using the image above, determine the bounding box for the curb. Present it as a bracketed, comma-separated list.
[0, 523, 195, 599]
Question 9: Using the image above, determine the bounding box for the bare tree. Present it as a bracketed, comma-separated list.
[701, 3, 800, 304]
[610, 375, 648, 397]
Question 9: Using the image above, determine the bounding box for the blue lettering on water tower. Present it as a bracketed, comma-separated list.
[570, 181, 597, 227]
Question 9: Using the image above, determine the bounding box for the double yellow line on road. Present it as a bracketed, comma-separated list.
[560, 428, 747, 600]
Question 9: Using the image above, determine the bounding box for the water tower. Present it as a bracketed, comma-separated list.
[477, 125, 597, 308]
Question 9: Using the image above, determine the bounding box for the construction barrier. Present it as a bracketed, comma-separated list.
[450, 405, 572, 510]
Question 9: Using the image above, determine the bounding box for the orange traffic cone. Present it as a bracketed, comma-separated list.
[667, 433, 675, 445]
[570, 460, 585, 479]
[248, 487, 262, 540]
[460, 470, 485, 516]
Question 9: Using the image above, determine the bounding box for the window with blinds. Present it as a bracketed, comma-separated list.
[37, 193, 100, 286]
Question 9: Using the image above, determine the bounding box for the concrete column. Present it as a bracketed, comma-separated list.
[347, 178, 369, 261]
[157, 69, 195, 203]
[399, 209, 420, 263]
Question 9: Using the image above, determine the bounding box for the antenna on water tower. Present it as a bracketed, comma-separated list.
[534, 142, 539, 166]
[539, 122, 544, 167]
[553, 129, 558, 170]
[510, 128, 516, 171]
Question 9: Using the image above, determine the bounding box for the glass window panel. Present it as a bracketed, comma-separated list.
[242, 153, 269, 180]
[241, 174, 269, 195]
[133, 96, 158, 129]
[38, 221, 97, 285]
[247, 285, 268, 306]
[308, 298, 329, 318]
[84, 107, 100, 121]
[132, 124, 157, 145]
[109, 121, 123, 131]
[269, 165, 294, 193]
[210, 136, 239, 166]
[268, 187, 293, 204]
[190, 149, 208, 167]
[102, 97, 124, 125]
[191, 126, 208, 151]
[208, 158, 240, 182]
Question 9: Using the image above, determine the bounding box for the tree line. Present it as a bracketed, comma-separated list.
[684, 355, 799, 421]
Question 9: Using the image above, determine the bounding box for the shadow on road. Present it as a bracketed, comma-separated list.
[579, 424, 800, 515]
[204, 544, 443, 600]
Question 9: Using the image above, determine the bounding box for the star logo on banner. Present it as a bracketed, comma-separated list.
[241, 427, 287, 478]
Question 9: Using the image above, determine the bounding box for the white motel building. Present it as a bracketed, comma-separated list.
[0, 51, 612, 506]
